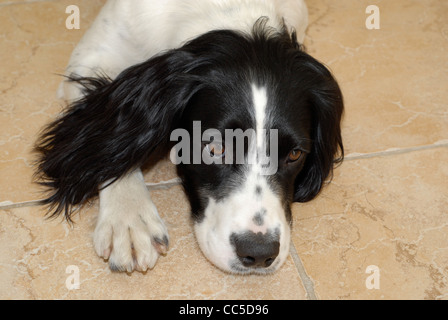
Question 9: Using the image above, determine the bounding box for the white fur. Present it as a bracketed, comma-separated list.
[94, 169, 168, 272]
[253, 85, 268, 152]
[61, 0, 308, 273]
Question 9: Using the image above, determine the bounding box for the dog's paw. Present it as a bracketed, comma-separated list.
[93, 202, 169, 273]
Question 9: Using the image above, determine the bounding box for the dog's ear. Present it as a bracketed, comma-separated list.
[293, 55, 344, 203]
[35, 49, 206, 220]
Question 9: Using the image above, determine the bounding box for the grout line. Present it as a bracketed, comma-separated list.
[0, 200, 45, 210]
[289, 241, 318, 300]
[345, 141, 448, 161]
[146, 178, 182, 190]
[0, 178, 182, 211]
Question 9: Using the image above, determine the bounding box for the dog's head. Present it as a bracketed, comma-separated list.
[174, 25, 344, 274]
[35, 20, 343, 274]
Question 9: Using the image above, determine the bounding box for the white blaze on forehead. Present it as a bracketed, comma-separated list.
[251, 84, 268, 151]
[250, 84, 278, 176]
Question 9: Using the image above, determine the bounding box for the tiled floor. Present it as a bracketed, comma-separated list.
[1, 0, 447, 300]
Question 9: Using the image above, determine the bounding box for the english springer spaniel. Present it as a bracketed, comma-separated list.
[35, 0, 343, 274]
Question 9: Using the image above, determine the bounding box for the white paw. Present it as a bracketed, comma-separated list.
[93, 201, 169, 273]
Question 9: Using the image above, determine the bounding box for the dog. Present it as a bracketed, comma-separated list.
[35, 0, 343, 274]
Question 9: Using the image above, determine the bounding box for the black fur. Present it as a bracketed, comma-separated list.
[34, 19, 343, 221]
[35, 50, 207, 219]
[291, 56, 344, 202]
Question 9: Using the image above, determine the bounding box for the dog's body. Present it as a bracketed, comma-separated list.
[36, 0, 343, 274]
[60, 0, 308, 102]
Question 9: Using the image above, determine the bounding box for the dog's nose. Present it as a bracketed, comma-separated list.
[231, 232, 280, 268]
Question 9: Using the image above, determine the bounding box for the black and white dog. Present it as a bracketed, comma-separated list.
[35, 0, 343, 274]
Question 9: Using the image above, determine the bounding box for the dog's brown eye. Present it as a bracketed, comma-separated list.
[207, 142, 225, 158]
[288, 149, 302, 162]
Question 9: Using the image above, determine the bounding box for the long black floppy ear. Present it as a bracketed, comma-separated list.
[293, 55, 344, 203]
[35, 49, 206, 220]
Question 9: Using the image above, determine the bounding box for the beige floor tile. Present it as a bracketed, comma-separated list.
[0, 0, 106, 203]
[0, 186, 306, 300]
[304, 0, 448, 155]
[291, 148, 448, 299]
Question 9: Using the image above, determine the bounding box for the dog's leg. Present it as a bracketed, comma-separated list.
[93, 169, 169, 272]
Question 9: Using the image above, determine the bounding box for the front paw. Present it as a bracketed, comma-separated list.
[93, 205, 169, 272]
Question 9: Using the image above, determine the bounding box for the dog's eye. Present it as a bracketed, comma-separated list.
[206, 142, 225, 158]
[288, 149, 303, 162]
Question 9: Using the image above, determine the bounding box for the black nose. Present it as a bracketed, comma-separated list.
[230, 232, 280, 268]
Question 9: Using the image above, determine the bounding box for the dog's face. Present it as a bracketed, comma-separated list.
[173, 28, 343, 274]
[177, 83, 312, 274]
[35, 22, 343, 274]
